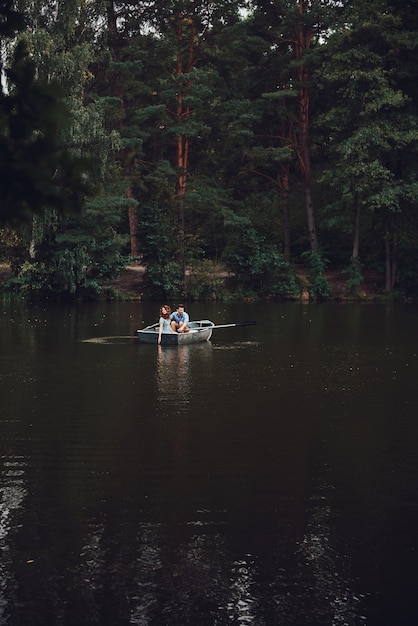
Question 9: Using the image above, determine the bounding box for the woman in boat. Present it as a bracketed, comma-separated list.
[158, 305, 174, 344]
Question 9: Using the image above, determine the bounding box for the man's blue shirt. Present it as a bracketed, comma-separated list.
[170, 310, 189, 324]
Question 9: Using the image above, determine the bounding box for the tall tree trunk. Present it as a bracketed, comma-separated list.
[391, 239, 398, 291]
[173, 10, 198, 293]
[295, 0, 318, 251]
[279, 117, 292, 258]
[29, 214, 37, 260]
[384, 235, 392, 292]
[106, 0, 117, 41]
[176, 88, 188, 289]
[281, 166, 291, 258]
[352, 193, 361, 259]
[127, 188, 138, 258]
[106, 0, 140, 259]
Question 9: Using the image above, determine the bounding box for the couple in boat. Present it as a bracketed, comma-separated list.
[158, 304, 189, 344]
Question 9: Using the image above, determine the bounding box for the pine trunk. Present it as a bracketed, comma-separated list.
[295, 1, 318, 251]
[391, 239, 398, 291]
[127, 188, 139, 258]
[385, 236, 392, 292]
[352, 194, 361, 259]
[281, 167, 291, 258]
[173, 10, 198, 293]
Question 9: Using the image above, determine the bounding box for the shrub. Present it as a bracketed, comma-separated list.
[223, 227, 299, 299]
[301, 250, 331, 300]
[187, 260, 228, 301]
[343, 257, 364, 297]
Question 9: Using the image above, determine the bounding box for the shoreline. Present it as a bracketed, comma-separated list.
[0, 261, 385, 301]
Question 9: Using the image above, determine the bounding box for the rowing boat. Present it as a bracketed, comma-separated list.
[136, 319, 256, 345]
[137, 319, 215, 345]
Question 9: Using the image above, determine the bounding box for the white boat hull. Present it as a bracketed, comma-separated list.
[137, 320, 214, 345]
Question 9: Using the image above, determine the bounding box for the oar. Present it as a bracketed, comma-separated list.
[211, 321, 256, 329]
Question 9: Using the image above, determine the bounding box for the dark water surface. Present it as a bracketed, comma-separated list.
[1, 300, 418, 625]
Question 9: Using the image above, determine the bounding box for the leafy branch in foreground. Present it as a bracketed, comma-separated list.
[0, 37, 92, 226]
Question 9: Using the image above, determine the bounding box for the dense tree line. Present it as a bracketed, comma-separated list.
[1, 0, 418, 300]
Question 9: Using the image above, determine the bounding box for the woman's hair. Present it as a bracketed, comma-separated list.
[160, 304, 171, 319]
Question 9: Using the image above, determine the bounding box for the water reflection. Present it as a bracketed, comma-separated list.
[226, 556, 258, 624]
[298, 497, 365, 625]
[156, 344, 191, 410]
[1, 301, 418, 624]
[0, 456, 27, 623]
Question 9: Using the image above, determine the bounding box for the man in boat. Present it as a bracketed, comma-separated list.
[170, 304, 190, 333]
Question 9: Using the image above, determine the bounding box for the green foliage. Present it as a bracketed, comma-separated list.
[187, 260, 228, 301]
[317, 0, 418, 294]
[301, 250, 331, 300]
[5, 237, 124, 299]
[223, 227, 299, 299]
[0, 0, 24, 37]
[0, 2, 129, 295]
[0, 38, 91, 226]
[3, 0, 418, 299]
[6, 260, 52, 295]
[343, 257, 364, 297]
[140, 203, 183, 299]
[143, 260, 183, 300]
[5, 198, 127, 298]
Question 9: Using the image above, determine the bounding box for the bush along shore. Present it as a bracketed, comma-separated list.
[0, 260, 390, 302]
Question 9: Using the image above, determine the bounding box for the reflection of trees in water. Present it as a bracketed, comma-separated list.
[15, 495, 363, 625]
[294, 497, 363, 625]
[0, 342, 364, 624]
[155, 345, 192, 475]
[156, 345, 191, 411]
[155, 342, 214, 413]
[0, 456, 27, 622]
[73, 522, 260, 625]
[225, 556, 258, 624]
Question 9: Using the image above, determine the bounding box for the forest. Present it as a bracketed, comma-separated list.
[1, 0, 418, 301]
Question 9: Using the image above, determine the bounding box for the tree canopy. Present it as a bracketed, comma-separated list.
[2, 0, 418, 300]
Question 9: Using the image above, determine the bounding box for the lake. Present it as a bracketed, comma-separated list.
[1, 299, 418, 625]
